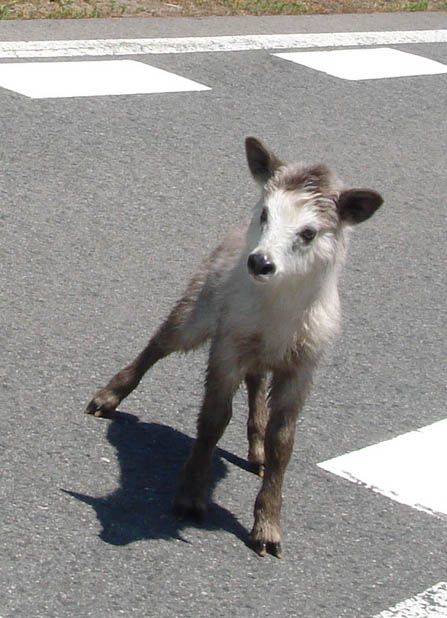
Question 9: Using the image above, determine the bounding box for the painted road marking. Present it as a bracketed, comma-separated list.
[0, 59, 210, 99]
[373, 582, 447, 618]
[274, 48, 447, 80]
[0, 30, 446, 58]
[318, 418, 447, 518]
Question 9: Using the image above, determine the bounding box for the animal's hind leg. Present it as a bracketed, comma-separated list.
[85, 278, 215, 417]
[246, 374, 269, 477]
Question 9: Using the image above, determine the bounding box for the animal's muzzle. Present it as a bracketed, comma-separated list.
[247, 252, 276, 277]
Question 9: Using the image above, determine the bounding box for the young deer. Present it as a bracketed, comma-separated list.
[86, 137, 383, 558]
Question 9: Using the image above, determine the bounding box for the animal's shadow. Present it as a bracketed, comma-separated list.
[65, 411, 250, 546]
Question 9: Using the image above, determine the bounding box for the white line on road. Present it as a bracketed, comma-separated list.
[318, 418, 447, 518]
[0, 30, 446, 58]
[274, 48, 447, 80]
[0, 60, 210, 98]
[373, 582, 447, 617]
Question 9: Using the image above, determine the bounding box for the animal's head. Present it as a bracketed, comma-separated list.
[245, 137, 383, 283]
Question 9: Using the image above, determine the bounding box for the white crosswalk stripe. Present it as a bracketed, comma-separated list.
[273, 48, 447, 80]
[318, 418, 447, 518]
[0, 59, 210, 99]
[373, 582, 447, 617]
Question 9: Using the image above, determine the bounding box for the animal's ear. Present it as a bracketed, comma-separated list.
[336, 189, 383, 225]
[245, 137, 283, 184]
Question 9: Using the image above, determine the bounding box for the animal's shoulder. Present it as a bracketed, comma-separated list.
[207, 225, 247, 265]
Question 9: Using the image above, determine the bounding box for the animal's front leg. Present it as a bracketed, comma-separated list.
[174, 342, 242, 521]
[246, 374, 269, 477]
[85, 285, 211, 418]
[250, 364, 313, 558]
[85, 338, 165, 417]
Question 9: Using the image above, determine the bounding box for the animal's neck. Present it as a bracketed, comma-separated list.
[256, 268, 336, 316]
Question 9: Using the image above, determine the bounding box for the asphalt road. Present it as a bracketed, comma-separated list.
[1, 12, 446, 618]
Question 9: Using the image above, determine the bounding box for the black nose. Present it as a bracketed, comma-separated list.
[247, 253, 276, 277]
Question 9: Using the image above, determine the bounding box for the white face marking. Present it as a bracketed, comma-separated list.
[247, 188, 340, 281]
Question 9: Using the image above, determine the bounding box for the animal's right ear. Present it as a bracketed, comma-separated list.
[336, 189, 384, 225]
[245, 137, 283, 184]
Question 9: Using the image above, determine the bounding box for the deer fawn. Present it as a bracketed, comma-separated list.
[86, 137, 383, 558]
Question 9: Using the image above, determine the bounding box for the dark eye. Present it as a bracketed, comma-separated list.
[299, 227, 317, 243]
[260, 208, 268, 225]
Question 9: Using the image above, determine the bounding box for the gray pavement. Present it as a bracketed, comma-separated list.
[1, 13, 447, 618]
[0, 11, 445, 40]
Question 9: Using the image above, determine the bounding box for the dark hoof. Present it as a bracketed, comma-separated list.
[85, 389, 120, 418]
[173, 503, 205, 524]
[85, 402, 109, 418]
[250, 540, 282, 559]
[85, 406, 115, 419]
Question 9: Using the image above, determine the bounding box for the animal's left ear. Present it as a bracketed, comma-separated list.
[245, 137, 283, 185]
[336, 189, 384, 225]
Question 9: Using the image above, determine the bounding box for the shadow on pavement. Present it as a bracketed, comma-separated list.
[64, 411, 249, 546]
